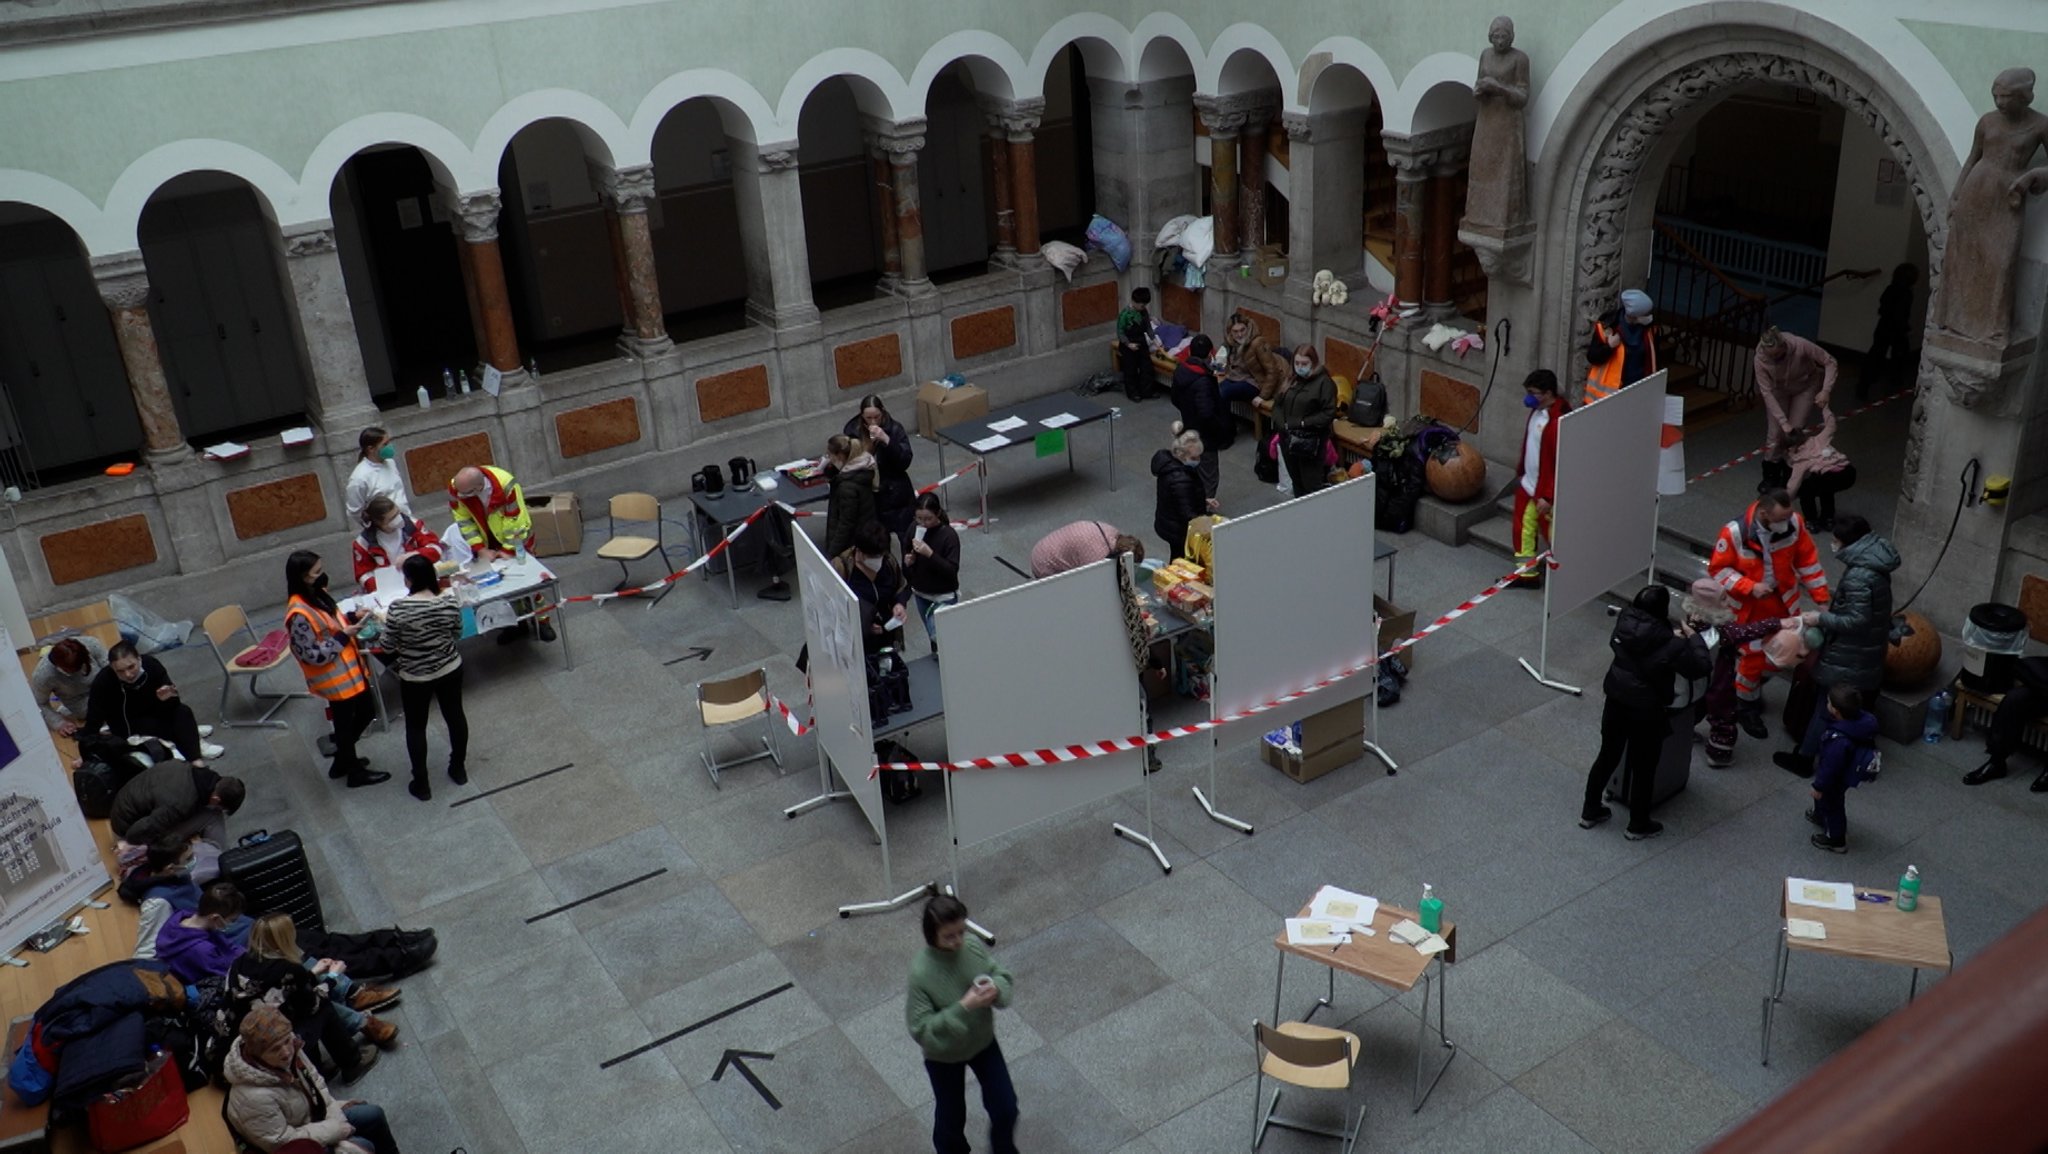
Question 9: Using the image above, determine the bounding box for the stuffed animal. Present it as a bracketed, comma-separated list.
[1310, 270, 1349, 307]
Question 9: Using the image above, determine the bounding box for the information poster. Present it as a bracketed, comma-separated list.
[0, 626, 108, 952]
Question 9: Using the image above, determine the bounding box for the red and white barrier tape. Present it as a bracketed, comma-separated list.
[778, 463, 989, 528]
[1686, 387, 1911, 486]
[865, 553, 1550, 776]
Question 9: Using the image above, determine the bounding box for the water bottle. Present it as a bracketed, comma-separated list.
[458, 369, 473, 394]
[1923, 689, 1952, 743]
[1897, 864, 1920, 912]
[440, 368, 454, 395]
[1419, 883, 1443, 934]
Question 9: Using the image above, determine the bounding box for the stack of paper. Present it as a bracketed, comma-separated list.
[202, 442, 250, 461]
[1786, 918, 1828, 941]
[987, 416, 1028, 433]
[1285, 918, 1350, 947]
[1786, 878, 1854, 911]
[969, 434, 1011, 452]
[1308, 885, 1380, 933]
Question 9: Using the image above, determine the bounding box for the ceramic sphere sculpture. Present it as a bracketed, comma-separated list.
[1884, 609, 1942, 687]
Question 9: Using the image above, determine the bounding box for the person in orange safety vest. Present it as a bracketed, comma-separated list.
[1584, 289, 1659, 403]
[1708, 489, 1832, 739]
[284, 550, 389, 789]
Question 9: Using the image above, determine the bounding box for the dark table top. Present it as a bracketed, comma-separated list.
[687, 472, 832, 523]
[1376, 538, 1396, 562]
[876, 652, 945, 741]
[937, 394, 1115, 453]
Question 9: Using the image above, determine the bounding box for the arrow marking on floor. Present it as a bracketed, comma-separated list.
[713, 1049, 780, 1110]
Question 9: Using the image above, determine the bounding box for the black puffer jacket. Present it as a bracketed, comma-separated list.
[1170, 360, 1229, 449]
[823, 464, 878, 559]
[844, 414, 915, 537]
[1812, 534, 1900, 692]
[1151, 449, 1207, 553]
[1602, 606, 1712, 711]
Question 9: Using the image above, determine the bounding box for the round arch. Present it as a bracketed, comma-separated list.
[300, 113, 472, 219]
[472, 90, 634, 180]
[0, 171, 104, 253]
[1132, 15, 1201, 84]
[1401, 70, 1481, 136]
[631, 71, 777, 151]
[1204, 28, 1290, 99]
[775, 48, 910, 131]
[1027, 16, 1133, 93]
[909, 33, 1027, 109]
[100, 140, 300, 255]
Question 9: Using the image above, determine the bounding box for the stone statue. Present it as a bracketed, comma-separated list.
[1933, 67, 2048, 347]
[1463, 16, 1531, 234]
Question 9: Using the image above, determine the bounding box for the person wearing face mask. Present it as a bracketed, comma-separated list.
[903, 494, 961, 654]
[1169, 333, 1228, 494]
[349, 496, 441, 593]
[822, 433, 880, 561]
[1774, 514, 1898, 777]
[285, 551, 389, 789]
[344, 426, 410, 526]
[832, 521, 912, 657]
[1708, 489, 1832, 739]
[1583, 289, 1658, 403]
[1217, 311, 1285, 407]
[1511, 370, 1570, 587]
[83, 640, 224, 767]
[448, 465, 554, 642]
[1255, 344, 1338, 496]
[1152, 429, 1215, 561]
[845, 395, 916, 552]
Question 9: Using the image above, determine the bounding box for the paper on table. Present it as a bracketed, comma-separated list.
[987, 416, 1028, 433]
[1387, 919, 1428, 946]
[481, 365, 503, 397]
[969, 434, 1012, 452]
[1285, 918, 1350, 947]
[1308, 885, 1380, 930]
[1786, 918, 1828, 941]
[1040, 412, 1081, 428]
[1787, 878, 1855, 911]
[1414, 934, 1450, 956]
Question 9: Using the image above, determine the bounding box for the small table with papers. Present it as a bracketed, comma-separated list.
[1273, 888, 1458, 1112]
[934, 395, 1119, 532]
[1760, 878, 1952, 1065]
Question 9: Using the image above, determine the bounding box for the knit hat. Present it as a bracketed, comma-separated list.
[1620, 289, 1654, 318]
[1688, 578, 1732, 613]
[240, 1003, 294, 1060]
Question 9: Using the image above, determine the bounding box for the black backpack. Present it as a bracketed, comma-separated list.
[70, 737, 165, 819]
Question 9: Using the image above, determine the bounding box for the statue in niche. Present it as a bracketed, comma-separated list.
[1933, 67, 2048, 347]
[1463, 15, 1531, 234]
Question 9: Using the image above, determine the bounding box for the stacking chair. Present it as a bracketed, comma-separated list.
[1251, 1020, 1365, 1152]
[696, 668, 782, 787]
[202, 605, 308, 728]
[596, 492, 676, 605]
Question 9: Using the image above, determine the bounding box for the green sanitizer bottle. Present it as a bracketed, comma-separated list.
[1419, 884, 1443, 934]
[1897, 865, 1920, 913]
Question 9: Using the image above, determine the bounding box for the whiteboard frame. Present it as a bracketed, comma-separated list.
[1547, 370, 1667, 616]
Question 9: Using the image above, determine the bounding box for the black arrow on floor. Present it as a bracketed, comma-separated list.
[665, 646, 714, 665]
[713, 1049, 780, 1110]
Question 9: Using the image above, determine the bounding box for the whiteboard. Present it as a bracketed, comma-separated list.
[1548, 370, 1667, 615]
[795, 531, 883, 838]
[939, 558, 1145, 849]
[1210, 473, 1376, 732]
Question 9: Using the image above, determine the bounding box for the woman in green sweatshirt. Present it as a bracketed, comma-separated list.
[906, 894, 1018, 1154]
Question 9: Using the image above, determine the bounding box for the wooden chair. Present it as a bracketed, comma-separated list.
[200, 606, 306, 729]
[1252, 1020, 1365, 1152]
[696, 668, 781, 788]
[595, 492, 676, 606]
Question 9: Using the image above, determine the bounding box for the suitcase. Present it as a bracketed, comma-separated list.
[216, 830, 325, 934]
[1606, 709, 1693, 811]
[85, 1052, 186, 1153]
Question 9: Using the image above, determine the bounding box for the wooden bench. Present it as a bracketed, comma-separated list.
[1946, 681, 2048, 752]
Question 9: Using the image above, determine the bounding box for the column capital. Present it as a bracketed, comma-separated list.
[281, 221, 338, 258]
[752, 141, 801, 173]
[1280, 111, 1313, 142]
[449, 190, 503, 243]
[592, 163, 659, 214]
[90, 252, 151, 309]
[863, 116, 928, 157]
[1194, 91, 1277, 136]
[979, 96, 1044, 138]
[1382, 124, 1474, 178]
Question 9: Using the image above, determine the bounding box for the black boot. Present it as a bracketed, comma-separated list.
[347, 768, 392, 788]
[1738, 706, 1769, 740]
[1963, 758, 2008, 785]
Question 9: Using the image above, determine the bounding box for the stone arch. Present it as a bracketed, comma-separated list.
[1131, 17, 1200, 84]
[630, 72, 777, 150]
[1387, 54, 1481, 135]
[472, 90, 634, 181]
[299, 113, 471, 219]
[775, 48, 910, 130]
[909, 34, 1026, 107]
[101, 140, 300, 255]
[1406, 78, 1479, 136]
[1027, 19, 1131, 92]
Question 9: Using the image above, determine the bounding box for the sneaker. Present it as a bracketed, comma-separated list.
[1738, 709, 1769, 740]
[1809, 833, 1847, 854]
[348, 985, 402, 1013]
[1772, 752, 1814, 779]
[757, 582, 792, 602]
[1578, 806, 1612, 830]
[359, 1016, 401, 1050]
[200, 741, 226, 760]
[1963, 759, 2008, 786]
[1624, 821, 1665, 841]
[333, 1045, 380, 1085]
[197, 725, 215, 738]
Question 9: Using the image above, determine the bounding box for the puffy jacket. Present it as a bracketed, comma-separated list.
[1812, 709, 1879, 792]
[446, 465, 530, 553]
[81, 656, 183, 742]
[823, 465, 878, 559]
[1709, 502, 1831, 618]
[109, 762, 221, 846]
[844, 413, 915, 528]
[1152, 450, 1207, 546]
[223, 1038, 357, 1151]
[1171, 359, 1230, 450]
[1225, 328, 1288, 401]
[1602, 606, 1712, 711]
[1812, 534, 1900, 692]
[154, 914, 244, 983]
[1271, 369, 1337, 438]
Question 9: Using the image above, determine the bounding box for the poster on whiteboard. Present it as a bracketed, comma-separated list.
[0, 625, 110, 954]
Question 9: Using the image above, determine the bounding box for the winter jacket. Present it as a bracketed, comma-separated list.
[1811, 534, 1900, 692]
[832, 549, 913, 656]
[1151, 450, 1207, 549]
[32, 960, 186, 1110]
[904, 522, 962, 598]
[1271, 369, 1337, 439]
[1709, 501, 1832, 619]
[844, 413, 916, 534]
[109, 762, 222, 846]
[223, 1038, 357, 1151]
[1811, 709, 1879, 793]
[823, 465, 878, 559]
[1224, 327, 1288, 401]
[1518, 395, 1571, 502]
[1584, 309, 1658, 402]
[1601, 606, 1712, 711]
[155, 914, 244, 983]
[31, 634, 105, 729]
[1171, 358, 1231, 450]
[81, 657, 184, 742]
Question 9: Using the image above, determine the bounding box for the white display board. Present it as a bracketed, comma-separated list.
[0, 624, 109, 954]
[1210, 474, 1377, 731]
[939, 558, 1144, 849]
[795, 533, 883, 837]
[1548, 370, 1667, 615]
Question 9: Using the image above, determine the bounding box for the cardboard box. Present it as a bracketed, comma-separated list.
[1261, 734, 1361, 783]
[1252, 244, 1290, 287]
[1376, 594, 1418, 671]
[916, 382, 990, 440]
[525, 492, 583, 557]
[1261, 698, 1365, 783]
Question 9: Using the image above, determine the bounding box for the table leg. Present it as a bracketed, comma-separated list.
[1760, 927, 1789, 1066]
[1109, 408, 1119, 490]
[1272, 951, 1285, 1027]
[1411, 956, 1457, 1112]
[977, 457, 990, 534]
[1909, 968, 1919, 1002]
[725, 518, 740, 607]
[1386, 553, 1396, 604]
[552, 579, 573, 671]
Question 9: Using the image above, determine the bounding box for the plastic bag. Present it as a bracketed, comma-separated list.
[1084, 214, 1133, 271]
[1041, 240, 1088, 282]
[1155, 214, 1199, 250]
[1178, 216, 1215, 267]
[108, 593, 190, 655]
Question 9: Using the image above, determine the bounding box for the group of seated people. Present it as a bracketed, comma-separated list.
[35, 636, 226, 770]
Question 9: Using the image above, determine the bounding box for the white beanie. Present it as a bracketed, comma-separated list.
[1620, 289, 1654, 318]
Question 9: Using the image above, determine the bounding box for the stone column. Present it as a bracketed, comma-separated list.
[450, 191, 526, 383]
[867, 143, 902, 287]
[1239, 111, 1271, 254]
[986, 117, 1016, 260]
[90, 254, 189, 461]
[1197, 100, 1244, 263]
[1089, 76, 1198, 277]
[1281, 108, 1370, 300]
[995, 99, 1045, 261]
[278, 222, 378, 428]
[594, 163, 673, 357]
[1384, 140, 1432, 308]
[729, 140, 821, 331]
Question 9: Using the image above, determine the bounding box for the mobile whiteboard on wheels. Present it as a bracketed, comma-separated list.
[795, 531, 883, 837]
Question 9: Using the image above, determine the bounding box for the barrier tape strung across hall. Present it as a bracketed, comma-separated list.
[849, 552, 1552, 776]
[778, 462, 990, 529]
[562, 463, 983, 605]
[1686, 386, 1913, 486]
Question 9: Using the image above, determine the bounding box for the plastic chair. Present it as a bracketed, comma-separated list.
[1252, 1020, 1365, 1152]
[202, 605, 308, 728]
[696, 668, 782, 788]
[596, 492, 676, 605]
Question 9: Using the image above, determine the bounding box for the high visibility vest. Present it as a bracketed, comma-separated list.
[1584, 322, 1657, 403]
[286, 596, 370, 701]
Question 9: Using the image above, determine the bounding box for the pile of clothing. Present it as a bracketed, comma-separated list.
[10, 960, 193, 1112]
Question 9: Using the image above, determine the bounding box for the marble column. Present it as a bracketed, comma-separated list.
[997, 100, 1045, 260]
[869, 120, 930, 291]
[986, 118, 1016, 259]
[279, 223, 378, 428]
[1425, 166, 1460, 318]
[1204, 117, 1242, 262]
[730, 140, 821, 331]
[453, 234, 490, 373]
[451, 191, 526, 383]
[868, 144, 902, 285]
[90, 254, 188, 461]
[1239, 112, 1270, 254]
[1387, 151, 1430, 308]
[595, 164, 673, 357]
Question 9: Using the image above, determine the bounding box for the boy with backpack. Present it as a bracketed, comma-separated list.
[1807, 684, 1879, 853]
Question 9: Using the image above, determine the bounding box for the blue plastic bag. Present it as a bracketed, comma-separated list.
[10, 1035, 53, 1106]
[1084, 214, 1133, 271]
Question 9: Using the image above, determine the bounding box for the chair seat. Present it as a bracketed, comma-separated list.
[598, 536, 659, 561]
[1261, 1022, 1361, 1090]
[700, 694, 769, 725]
[230, 645, 295, 672]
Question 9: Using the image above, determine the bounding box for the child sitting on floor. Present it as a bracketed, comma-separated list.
[1807, 684, 1879, 853]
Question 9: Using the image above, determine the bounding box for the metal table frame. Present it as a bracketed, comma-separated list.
[687, 479, 831, 607]
[934, 398, 1119, 533]
[1759, 887, 1953, 1066]
[1273, 919, 1456, 1113]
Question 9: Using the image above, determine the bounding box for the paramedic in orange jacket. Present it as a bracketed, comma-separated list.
[1512, 370, 1569, 587]
[1584, 289, 1658, 403]
[1708, 489, 1831, 738]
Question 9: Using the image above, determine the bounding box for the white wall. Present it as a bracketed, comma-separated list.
[1817, 117, 1926, 349]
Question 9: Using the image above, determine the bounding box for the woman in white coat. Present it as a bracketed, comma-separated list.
[344, 427, 410, 525]
[225, 1004, 402, 1153]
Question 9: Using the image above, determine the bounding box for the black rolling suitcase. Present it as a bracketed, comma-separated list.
[217, 830, 325, 934]
[1606, 709, 1693, 810]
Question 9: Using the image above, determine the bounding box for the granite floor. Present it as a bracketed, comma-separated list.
[123, 390, 2040, 1153]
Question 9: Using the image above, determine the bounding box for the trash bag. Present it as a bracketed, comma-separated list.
[107, 593, 190, 655]
[1084, 214, 1134, 271]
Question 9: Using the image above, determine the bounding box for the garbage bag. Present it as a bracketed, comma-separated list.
[107, 592, 190, 655]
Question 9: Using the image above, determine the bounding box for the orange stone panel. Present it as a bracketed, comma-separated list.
[1160, 284, 1202, 330]
[2021, 573, 2048, 643]
[1323, 337, 1370, 385]
[225, 472, 328, 541]
[1420, 369, 1481, 433]
[555, 397, 642, 459]
[405, 432, 494, 498]
[1061, 282, 1119, 331]
[833, 334, 904, 391]
[951, 307, 1017, 359]
[697, 363, 772, 423]
[1239, 308, 1283, 346]
[42, 514, 156, 586]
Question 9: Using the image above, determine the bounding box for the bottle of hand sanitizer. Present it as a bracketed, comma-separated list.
[441, 368, 454, 396]
[1419, 884, 1443, 934]
[415, 383, 431, 410]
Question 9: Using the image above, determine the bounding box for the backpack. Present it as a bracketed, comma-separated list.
[1848, 740, 1881, 787]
